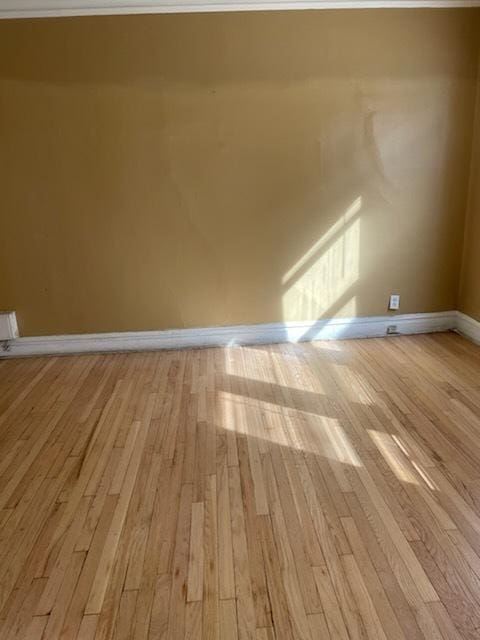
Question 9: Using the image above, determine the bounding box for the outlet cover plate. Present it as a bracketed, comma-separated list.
[389, 294, 400, 311]
[0, 312, 18, 340]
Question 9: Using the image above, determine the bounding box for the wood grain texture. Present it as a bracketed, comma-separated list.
[1, 332, 480, 638]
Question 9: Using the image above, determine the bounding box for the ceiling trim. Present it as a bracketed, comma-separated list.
[1, 0, 479, 19]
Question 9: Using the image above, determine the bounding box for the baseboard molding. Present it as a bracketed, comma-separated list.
[455, 312, 480, 345]
[0, 311, 457, 358]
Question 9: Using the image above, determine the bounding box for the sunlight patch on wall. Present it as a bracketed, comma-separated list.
[327, 296, 358, 321]
[282, 197, 362, 322]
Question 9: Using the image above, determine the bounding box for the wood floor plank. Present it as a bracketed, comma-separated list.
[219, 599, 238, 640]
[1, 333, 480, 639]
[187, 501, 205, 603]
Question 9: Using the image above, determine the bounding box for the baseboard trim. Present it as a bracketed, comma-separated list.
[455, 312, 480, 345]
[0, 311, 457, 358]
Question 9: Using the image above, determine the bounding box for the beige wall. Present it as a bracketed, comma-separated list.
[459, 54, 480, 322]
[0, 10, 479, 336]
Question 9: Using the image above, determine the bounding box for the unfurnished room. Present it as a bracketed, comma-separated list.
[1, 0, 480, 638]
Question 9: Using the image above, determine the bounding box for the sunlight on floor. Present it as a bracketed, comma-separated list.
[389, 435, 438, 490]
[218, 389, 362, 466]
[222, 344, 374, 406]
[411, 460, 437, 491]
[223, 345, 280, 385]
[368, 429, 439, 490]
[368, 429, 419, 485]
[319, 417, 362, 467]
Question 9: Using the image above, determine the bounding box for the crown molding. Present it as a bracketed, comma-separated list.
[1, 0, 479, 19]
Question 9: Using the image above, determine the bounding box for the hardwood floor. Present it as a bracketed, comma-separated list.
[1, 332, 480, 639]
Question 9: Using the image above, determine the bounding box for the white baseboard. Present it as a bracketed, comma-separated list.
[0, 311, 457, 358]
[455, 312, 480, 345]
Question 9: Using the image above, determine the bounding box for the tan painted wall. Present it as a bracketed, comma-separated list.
[459, 55, 480, 322]
[0, 10, 479, 336]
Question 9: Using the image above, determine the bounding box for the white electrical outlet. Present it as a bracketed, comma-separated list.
[389, 294, 400, 311]
[0, 312, 18, 340]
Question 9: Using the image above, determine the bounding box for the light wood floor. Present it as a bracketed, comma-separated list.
[1, 333, 480, 639]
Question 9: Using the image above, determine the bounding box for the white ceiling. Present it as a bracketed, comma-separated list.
[1, 0, 479, 19]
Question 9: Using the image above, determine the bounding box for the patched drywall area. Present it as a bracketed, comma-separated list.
[0, 10, 479, 335]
